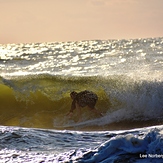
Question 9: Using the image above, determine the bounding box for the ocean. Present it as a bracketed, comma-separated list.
[0, 38, 163, 162]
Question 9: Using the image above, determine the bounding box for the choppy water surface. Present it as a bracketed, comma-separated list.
[0, 125, 163, 162]
[0, 38, 163, 77]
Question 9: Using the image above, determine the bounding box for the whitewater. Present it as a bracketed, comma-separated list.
[0, 37, 163, 162]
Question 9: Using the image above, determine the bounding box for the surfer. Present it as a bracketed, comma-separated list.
[67, 90, 102, 119]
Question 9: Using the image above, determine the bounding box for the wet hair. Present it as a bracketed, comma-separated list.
[70, 91, 78, 99]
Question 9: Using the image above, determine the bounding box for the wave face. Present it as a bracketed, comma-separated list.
[0, 74, 163, 130]
[0, 37, 163, 130]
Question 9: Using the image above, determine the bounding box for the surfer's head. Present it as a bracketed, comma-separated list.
[70, 91, 78, 99]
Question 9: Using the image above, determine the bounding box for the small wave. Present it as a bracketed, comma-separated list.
[1, 125, 162, 162]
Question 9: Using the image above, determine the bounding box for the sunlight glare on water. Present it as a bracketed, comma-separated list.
[0, 38, 163, 79]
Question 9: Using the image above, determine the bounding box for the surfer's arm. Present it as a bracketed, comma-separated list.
[67, 100, 76, 116]
[70, 100, 76, 113]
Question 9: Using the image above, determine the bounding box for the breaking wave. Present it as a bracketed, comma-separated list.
[1, 74, 163, 130]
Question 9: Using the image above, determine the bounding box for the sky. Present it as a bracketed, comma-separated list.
[0, 0, 163, 44]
